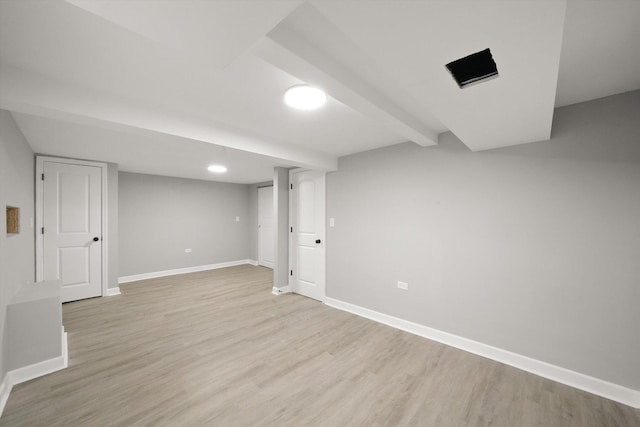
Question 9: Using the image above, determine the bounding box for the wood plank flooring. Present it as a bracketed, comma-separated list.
[1, 265, 638, 426]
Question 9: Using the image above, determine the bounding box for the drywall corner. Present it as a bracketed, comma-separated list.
[107, 163, 119, 290]
[273, 168, 289, 288]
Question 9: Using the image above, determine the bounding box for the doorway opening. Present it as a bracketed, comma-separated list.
[258, 185, 274, 268]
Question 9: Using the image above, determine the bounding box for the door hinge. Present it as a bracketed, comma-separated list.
[290, 270, 293, 276]
[41, 227, 44, 234]
[290, 226, 293, 232]
[41, 173, 44, 180]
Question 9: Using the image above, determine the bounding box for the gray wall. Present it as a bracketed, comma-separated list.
[0, 110, 35, 379]
[119, 172, 252, 277]
[326, 90, 640, 390]
[0, 116, 117, 378]
[7, 283, 61, 371]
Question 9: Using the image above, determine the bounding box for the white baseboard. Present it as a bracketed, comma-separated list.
[0, 373, 11, 418]
[272, 285, 291, 295]
[7, 354, 67, 387]
[248, 259, 259, 266]
[61, 328, 68, 368]
[324, 297, 640, 409]
[118, 259, 255, 284]
[105, 287, 121, 296]
[7, 327, 68, 386]
[1, 357, 66, 417]
[0, 327, 68, 417]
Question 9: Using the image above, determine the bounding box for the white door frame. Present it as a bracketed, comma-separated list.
[257, 184, 274, 268]
[288, 168, 326, 302]
[36, 156, 109, 298]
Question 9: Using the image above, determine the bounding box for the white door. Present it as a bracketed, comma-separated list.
[41, 161, 103, 302]
[289, 170, 325, 301]
[258, 186, 274, 268]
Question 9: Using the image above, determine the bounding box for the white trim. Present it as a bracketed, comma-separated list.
[6, 355, 67, 387]
[118, 259, 255, 284]
[36, 156, 109, 299]
[35, 157, 45, 282]
[61, 327, 68, 368]
[248, 259, 259, 266]
[0, 326, 69, 416]
[324, 297, 640, 409]
[0, 327, 68, 417]
[0, 374, 11, 417]
[106, 287, 121, 296]
[272, 285, 292, 295]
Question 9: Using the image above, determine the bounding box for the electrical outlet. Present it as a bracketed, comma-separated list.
[185, 248, 192, 253]
[235, 216, 240, 222]
[397, 281, 409, 291]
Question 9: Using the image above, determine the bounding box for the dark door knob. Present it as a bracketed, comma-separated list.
[93, 237, 100, 242]
[315, 239, 321, 244]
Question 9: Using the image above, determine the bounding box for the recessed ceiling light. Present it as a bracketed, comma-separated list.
[207, 165, 227, 173]
[284, 84, 327, 110]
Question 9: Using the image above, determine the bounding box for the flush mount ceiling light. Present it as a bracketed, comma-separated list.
[207, 165, 227, 173]
[284, 84, 327, 110]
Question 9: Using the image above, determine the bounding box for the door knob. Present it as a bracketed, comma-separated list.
[315, 239, 321, 244]
[93, 237, 100, 242]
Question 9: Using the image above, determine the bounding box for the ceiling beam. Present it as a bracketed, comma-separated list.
[255, 14, 439, 147]
[0, 63, 337, 171]
[64, 0, 305, 73]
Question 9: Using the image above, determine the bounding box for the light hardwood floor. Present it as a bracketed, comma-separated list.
[1, 265, 638, 426]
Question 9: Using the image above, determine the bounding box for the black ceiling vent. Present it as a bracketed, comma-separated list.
[446, 48, 498, 89]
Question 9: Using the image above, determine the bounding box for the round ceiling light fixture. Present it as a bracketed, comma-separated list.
[207, 164, 227, 173]
[284, 84, 327, 110]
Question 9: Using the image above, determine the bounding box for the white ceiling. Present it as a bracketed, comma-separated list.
[296, 1, 567, 151]
[11, 112, 282, 184]
[1, 0, 638, 183]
